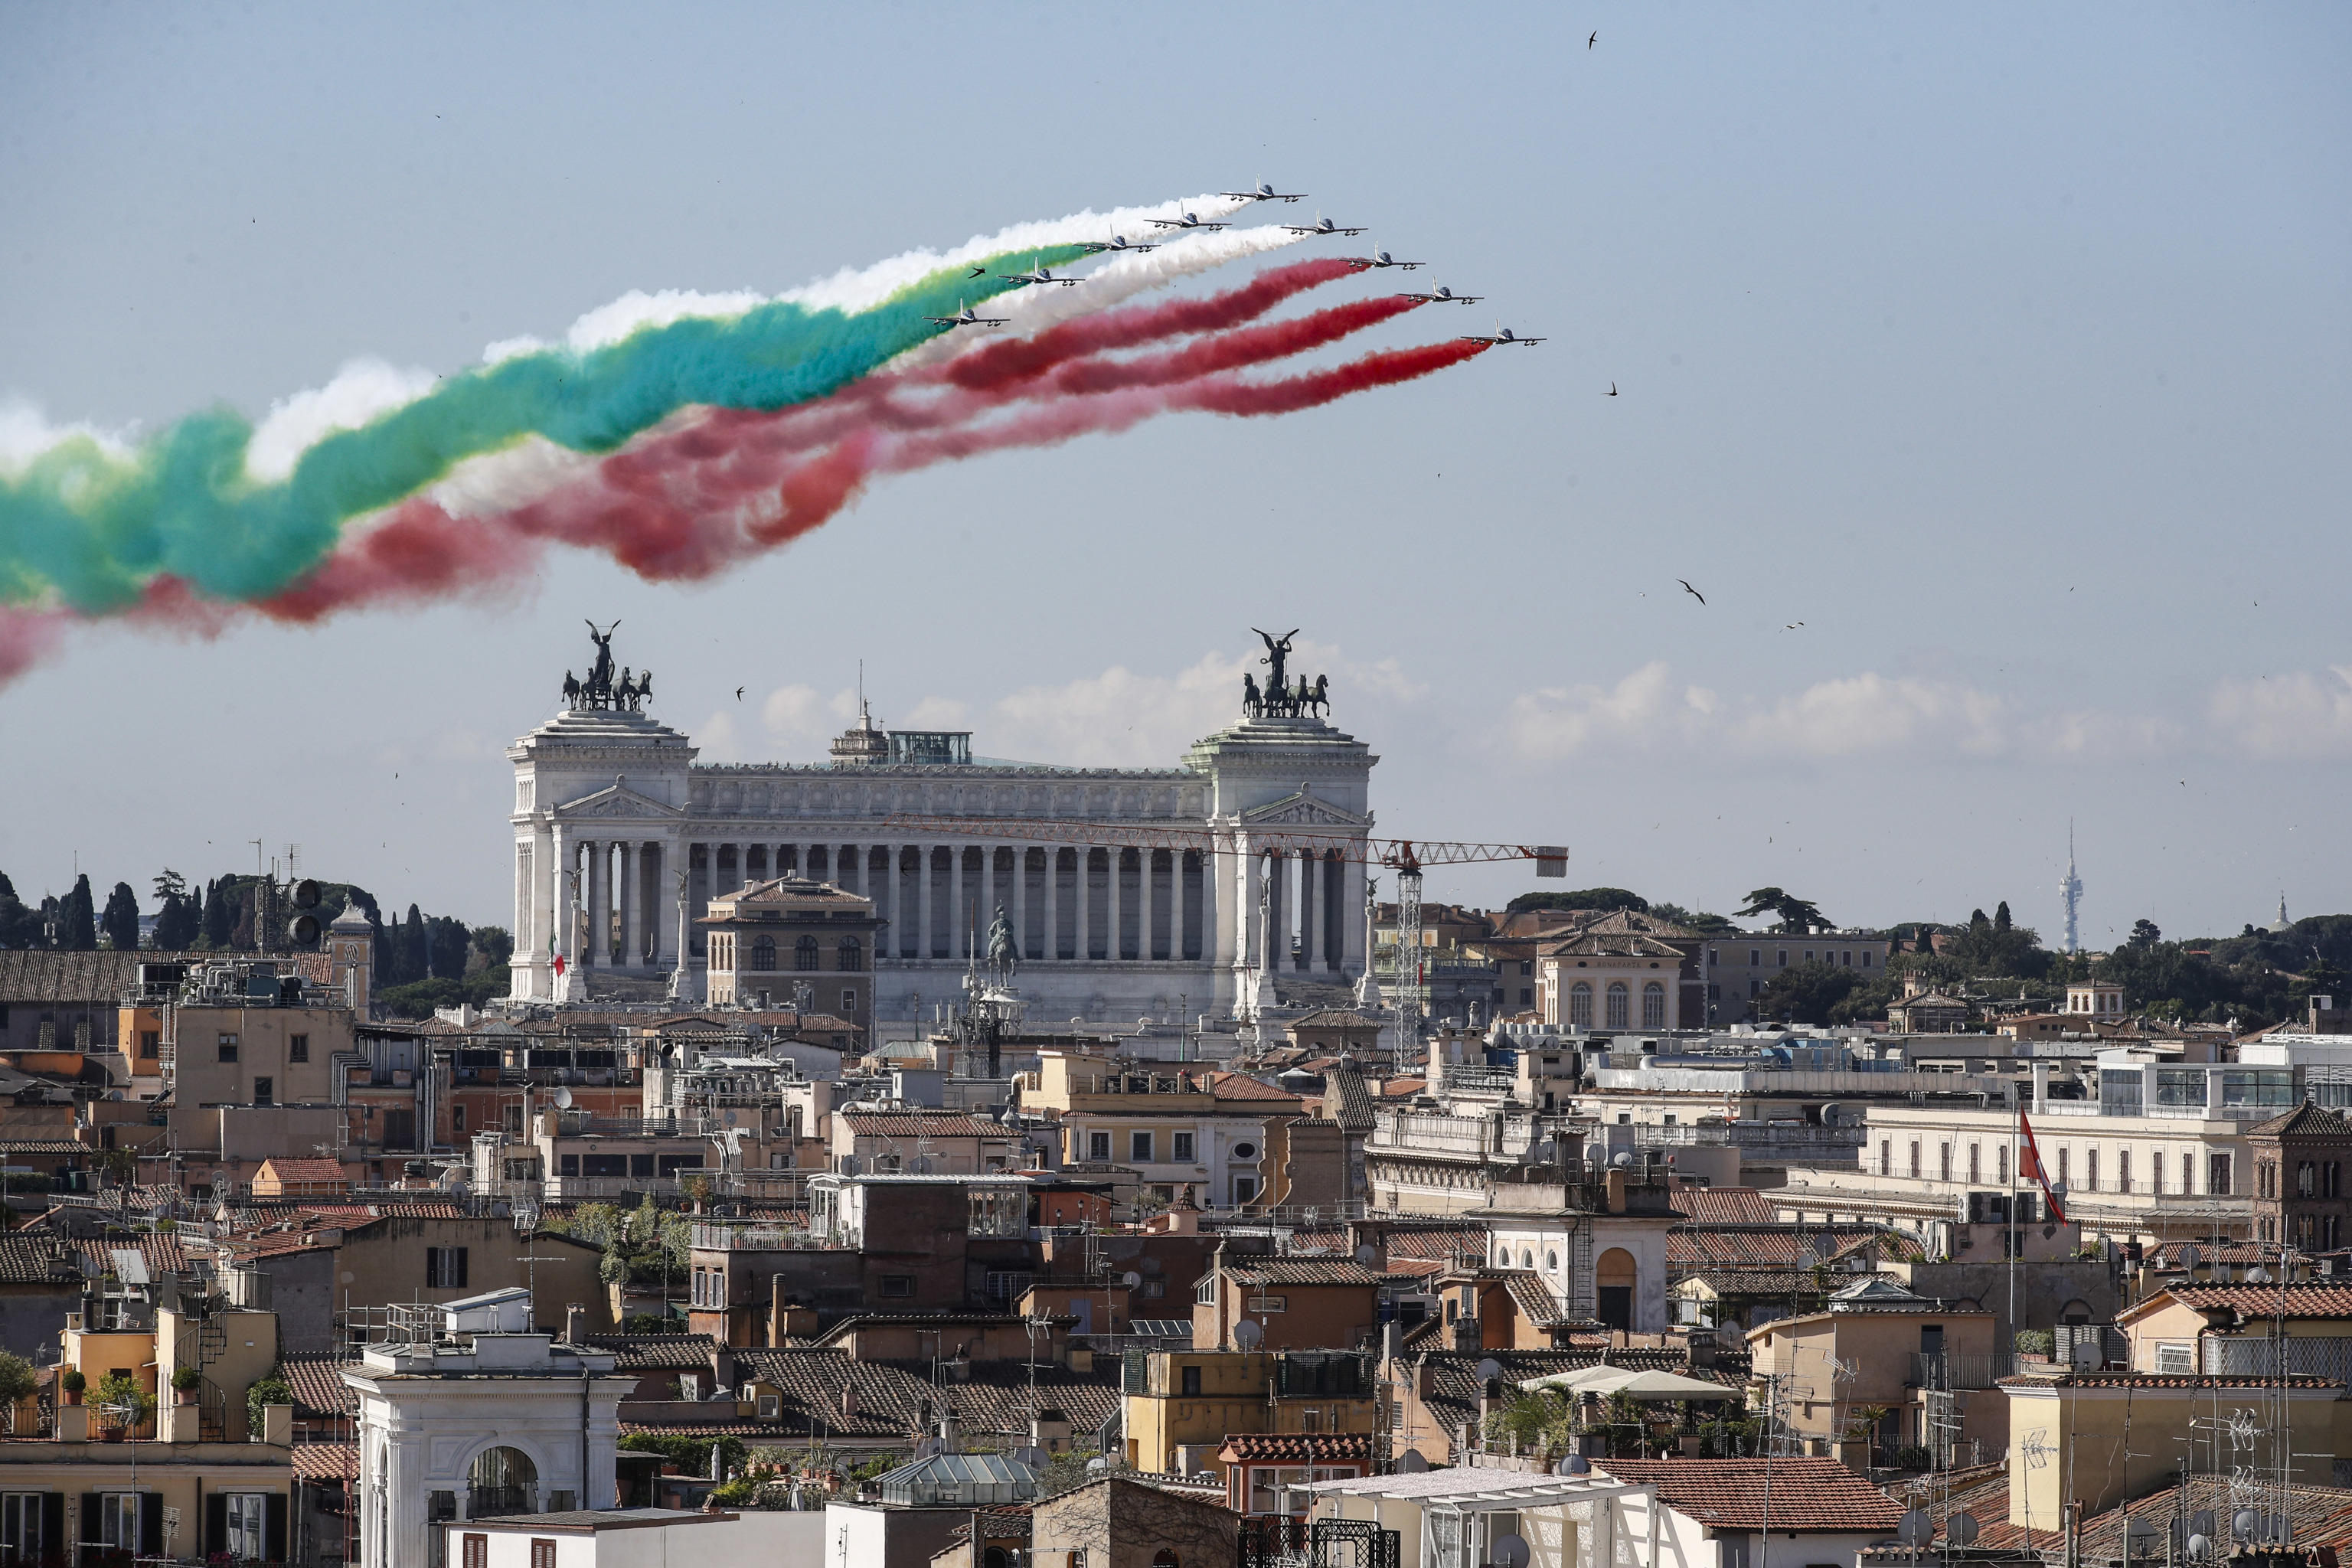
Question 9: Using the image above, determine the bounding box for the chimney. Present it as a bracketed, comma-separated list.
[1604, 1168, 1628, 1214]
[564, 1302, 586, 1344]
[2030, 1062, 2050, 1115]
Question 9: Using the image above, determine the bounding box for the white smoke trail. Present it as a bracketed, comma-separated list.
[885, 225, 1312, 373]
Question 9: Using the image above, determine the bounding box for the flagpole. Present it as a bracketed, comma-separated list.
[2008, 1089, 2019, 1363]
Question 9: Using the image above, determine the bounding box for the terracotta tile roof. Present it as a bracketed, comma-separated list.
[1864, 1468, 2047, 1557]
[77, 1233, 191, 1277]
[1215, 1432, 1375, 1463]
[279, 1354, 360, 1419]
[0, 1139, 90, 1155]
[1671, 1269, 1832, 1300]
[1202, 1072, 1303, 1103]
[2245, 1102, 2352, 1138]
[1504, 1272, 1570, 1327]
[1378, 1079, 1425, 1097]
[1416, 1350, 1692, 1436]
[1598, 1459, 1904, 1532]
[0, 1234, 77, 1285]
[1666, 1188, 1779, 1224]
[839, 1112, 1010, 1139]
[1223, 1259, 1401, 1286]
[291, 1442, 359, 1481]
[2149, 1282, 2352, 1318]
[255, 1158, 351, 1185]
[0, 950, 170, 1004]
[580, 1334, 719, 1371]
[729, 1349, 1121, 1442]
[1667, 1224, 1885, 1269]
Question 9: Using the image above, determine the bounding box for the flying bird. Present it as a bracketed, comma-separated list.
[1677, 580, 1706, 605]
[736, 686, 746, 701]
[1589, 30, 1598, 48]
[966, 264, 988, 278]
[1606, 382, 1618, 396]
[1783, 622, 1805, 630]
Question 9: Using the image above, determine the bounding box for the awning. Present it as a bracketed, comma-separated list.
[1517, 1366, 1739, 1400]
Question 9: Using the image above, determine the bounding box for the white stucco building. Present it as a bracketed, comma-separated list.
[507, 631, 1379, 1021]
[344, 1289, 633, 1568]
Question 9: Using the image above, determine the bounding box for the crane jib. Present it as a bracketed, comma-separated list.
[876, 814, 1564, 873]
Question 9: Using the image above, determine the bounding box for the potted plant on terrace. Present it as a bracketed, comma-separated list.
[172, 1367, 202, 1405]
[58, 1370, 84, 1406]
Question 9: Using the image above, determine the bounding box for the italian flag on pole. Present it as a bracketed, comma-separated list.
[550, 931, 565, 978]
[2019, 1112, 2066, 1222]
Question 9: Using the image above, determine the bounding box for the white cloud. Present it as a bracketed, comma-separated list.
[1734, 672, 2010, 757]
[0, 398, 136, 473]
[989, 651, 1246, 768]
[1508, 662, 1720, 758]
[760, 684, 856, 753]
[693, 710, 746, 763]
[900, 696, 971, 730]
[243, 358, 439, 483]
[2207, 665, 2352, 758]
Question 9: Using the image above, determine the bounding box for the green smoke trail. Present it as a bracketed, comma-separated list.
[0, 247, 1089, 613]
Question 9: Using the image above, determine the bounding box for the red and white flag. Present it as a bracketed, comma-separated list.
[2019, 1112, 2066, 1223]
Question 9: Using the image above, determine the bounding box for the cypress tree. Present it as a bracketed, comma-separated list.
[100, 882, 142, 950]
[202, 879, 235, 948]
[61, 876, 97, 951]
[402, 903, 430, 982]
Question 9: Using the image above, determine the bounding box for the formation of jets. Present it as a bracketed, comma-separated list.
[920, 180, 1549, 352]
[1223, 181, 1308, 203]
[923, 302, 1009, 329]
[1281, 214, 1365, 237]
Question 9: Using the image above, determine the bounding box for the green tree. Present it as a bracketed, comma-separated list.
[246, 1374, 292, 1435]
[1508, 887, 1649, 916]
[90, 1369, 155, 1432]
[1649, 903, 1736, 936]
[2128, 918, 2161, 948]
[0, 1352, 36, 1432]
[1753, 962, 1875, 1027]
[59, 875, 97, 951]
[469, 925, 515, 969]
[202, 877, 237, 947]
[427, 916, 471, 981]
[1736, 887, 1828, 934]
[100, 881, 142, 951]
[152, 871, 200, 949]
[1994, 901, 2012, 933]
[402, 903, 430, 984]
[0, 874, 40, 949]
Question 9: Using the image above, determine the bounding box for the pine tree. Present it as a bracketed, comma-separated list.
[1994, 900, 2012, 933]
[428, 916, 472, 981]
[402, 903, 430, 982]
[60, 876, 97, 951]
[202, 879, 235, 948]
[100, 882, 142, 951]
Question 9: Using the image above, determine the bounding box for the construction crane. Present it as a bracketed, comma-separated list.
[877, 813, 1566, 1050]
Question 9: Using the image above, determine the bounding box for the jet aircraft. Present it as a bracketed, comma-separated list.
[1146, 211, 1231, 232]
[1400, 286, 1481, 304]
[1351, 247, 1424, 270]
[924, 302, 1010, 328]
[1458, 325, 1544, 346]
[1078, 234, 1155, 255]
[1282, 214, 1366, 237]
[1001, 260, 1082, 288]
[1222, 181, 1308, 203]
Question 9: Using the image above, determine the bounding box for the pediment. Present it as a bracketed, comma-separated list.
[1241, 790, 1369, 828]
[553, 782, 683, 821]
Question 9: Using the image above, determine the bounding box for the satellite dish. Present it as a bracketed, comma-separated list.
[1395, 1450, 1430, 1474]
[1086, 1458, 1109, 1475]
[1491, 1534, 1531, 1568]
[1553, 1456, 1590, 1476]
[1012, 1447, 1049, 1470]
[2191, 1512, 2214, 1542]
[1897, 1511, 1934, 1547]
[2180, 1244, 2201, 1271]
[1949, 1514, 1981, 1547]
[2246, 1266, 2272, 1283]
[1475, 1358, 1504, 1383]
[2186, 1537, 2212, 1561]
[2125, 1517, 2159, 1547]
[1122, 1272, 1143, 1289]
[1612, 1152, 1633, 1169]
[1234, 1320, 1264, 1350]
[2233, 1510, 2262, 1543]
[554, 1086, 574, 1109]
[1356, 1243, 1378, 1266]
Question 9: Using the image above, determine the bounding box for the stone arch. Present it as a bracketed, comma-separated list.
[1596, 1246, 1638, 1330]
[749, 936, 777, 972]
[1569, 982, 1593, 1029]
[1642, 980, 1666, 1029]
[465, 1442, 543, 1518]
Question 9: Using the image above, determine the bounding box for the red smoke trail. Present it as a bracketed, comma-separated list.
[25, 307, 1480, 670]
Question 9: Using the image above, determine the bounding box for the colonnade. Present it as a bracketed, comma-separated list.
[1235, 841, 1368, 978]
[539, 832, 678, 973]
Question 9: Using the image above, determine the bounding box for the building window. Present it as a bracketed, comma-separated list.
[838, 936, 864, 972]
[839, 988, 857, 1012]
[1132, 1132, 1155, 1162]
[1642, 982, 1665, 1028]
[1182, 1364, 1202, 1396]
[879, 1276, 915, 1298]
[1880, 1140, 1893, 1176]
[1776, 950, 1788, 967]
[426, 1246, 469, 1289]
[532, 1540, 557, 1568]
[795, 936, 821, 972]
[253, 1076, 273, 1106]
[1172, 1132, 1196, 1162]
[139, 1031, 160, 1059]
[1233, 1175, 1258, 1205]
[221, 1493, 269, 1561]
[1908, 1142, 1922, 1179]
[1861, 951, 1873, 968]
[1968, 1145, 1981, 1184]
[96, 1494, 139, 1553]
[2208, 1153, 2232, 1196]
[462, 1536, 488, 1568]
[2155, 1342, 2194, 1374]
[1569, 983, 1592, 1029]
[1088, 1132, 1111, 1161]
[749, 936, 777, 972]
[1939, 1144, 1952, 1183]
[1749, 950, 1760, 967]
[2086, 1149, 2100, 1192]
[452, 1104, 466, 1135]
[217, 1034, 239, 1063]
[289, 1034, 309, 1063]
[1605, 982, 1629, 1029]
[1, 1491, 46, 1562]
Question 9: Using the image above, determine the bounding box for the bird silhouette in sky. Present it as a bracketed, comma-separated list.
[966, 265, 988, 278]
[736, 686, 746, 701]
[1607, 382, 1618, 396]
[1589, 31, 1598, 48]
[1678, 580, 1706, 605]
[1784, 622, 1805, 630]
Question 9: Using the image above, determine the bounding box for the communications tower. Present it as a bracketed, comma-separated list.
[2059, 821, 2084, 954]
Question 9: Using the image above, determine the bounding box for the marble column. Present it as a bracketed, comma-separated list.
[1297, 849, 1318, 972]
[1173, 851, 1191, 963]
[1044, 848, 1061, 961]
[1013, 848, 1031, 960]
[548, 827, 571, 992]
[917, 845, 935, 960]
[1238, 843, 1261, 972]
[1107, 848, 1125, 962]
[620, 843, 641, 966]
[586, 840, 608, 966]
[949, 844, 966, 962]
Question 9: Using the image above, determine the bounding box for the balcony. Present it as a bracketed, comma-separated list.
[1910, 1351, 2025, 1390]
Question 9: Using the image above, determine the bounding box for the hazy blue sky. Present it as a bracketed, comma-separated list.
[3, 2, 2347, 944]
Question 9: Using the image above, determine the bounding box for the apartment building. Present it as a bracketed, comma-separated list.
[1027, 1049, 1302, 1209]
